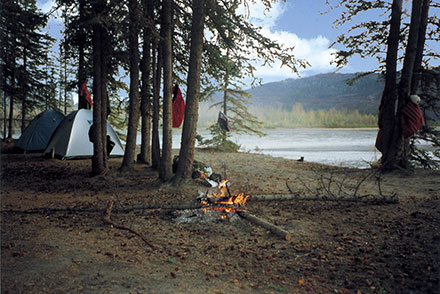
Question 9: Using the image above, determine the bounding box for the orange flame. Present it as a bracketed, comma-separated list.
[204, 180, 249, 216]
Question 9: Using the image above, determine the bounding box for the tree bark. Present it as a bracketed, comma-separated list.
[7, 51, 16, 139]
[77, 0, 89, 110]
[159, 0, 174, 181]
[378, 0, 402, 171]
[2, 89, 6, 140]
[138, 0, 154, 165]
[20, 49, 27, 134]
[120, 0, 141, 172]
[100, 29, 111, 166]
[90, 0, 111, 176]
[406, 0, 430, 168]
[91, 14, 105, 176]
[410, 0, 430, 94]
[151, 39, 162, 169]
[172, 0, 206, 185]
[385, 0, 425, 169]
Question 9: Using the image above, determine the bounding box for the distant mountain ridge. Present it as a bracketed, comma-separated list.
[245, 73, 384, 114]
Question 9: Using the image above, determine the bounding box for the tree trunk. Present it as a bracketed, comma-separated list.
[91, 25, 105, 175]
[378, 0, 402, 171]
[159, 0, 173, 181]
[2, 34, 8, 140]
[100, 29, 111, 166]
[20, 49, 27, 134]
[403, 0, 430, 168]
[384, 0, 424, 170]
[120, 0, 141, 172]
[3, 89, 6, 140]
[91, 0, 106, 176]
[151, 39, 162, 169]
[410, 0, 430, 94]
[7, 52, 16, 140]
[172, 0, 206, 185]
[138, 0, 153, 165]
[78, 0, 89, 110]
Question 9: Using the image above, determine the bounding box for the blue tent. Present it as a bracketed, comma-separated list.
[16, 109, 65, 152]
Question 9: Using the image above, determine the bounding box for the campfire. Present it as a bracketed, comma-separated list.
[200, 180, 249, 219]
[173, 179, 291, 240]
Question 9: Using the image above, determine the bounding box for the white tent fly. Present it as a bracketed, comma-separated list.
[44, 109, 124, 159]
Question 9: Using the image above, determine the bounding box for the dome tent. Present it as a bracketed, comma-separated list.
[16, 109, 65, 152]
[44, 109, 124, 159]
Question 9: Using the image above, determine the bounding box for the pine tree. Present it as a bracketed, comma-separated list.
[172, 0, 206, 185]
[120, 0, 141, 172]
[0, 0, 55, 137]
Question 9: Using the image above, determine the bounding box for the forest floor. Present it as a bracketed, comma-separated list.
[1, 148, 440, 294]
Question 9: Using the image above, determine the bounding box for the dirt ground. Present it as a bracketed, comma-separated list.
[1, 149, 439, 294]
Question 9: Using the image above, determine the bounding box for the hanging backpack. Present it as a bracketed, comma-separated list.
[218, 111, 230, 132]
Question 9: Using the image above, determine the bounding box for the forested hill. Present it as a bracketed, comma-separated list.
[246, 73, 384, 114]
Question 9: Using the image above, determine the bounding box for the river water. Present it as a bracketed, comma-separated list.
[170, 128, 381, 169]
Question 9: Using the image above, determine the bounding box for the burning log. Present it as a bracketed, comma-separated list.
[249, 194, 398, 204]
[237, 211, 291, 241]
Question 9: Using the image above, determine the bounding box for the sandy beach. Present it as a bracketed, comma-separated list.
[1, 150, 439, 293]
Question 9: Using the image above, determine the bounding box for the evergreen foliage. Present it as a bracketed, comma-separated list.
[1, 0, 56, 137]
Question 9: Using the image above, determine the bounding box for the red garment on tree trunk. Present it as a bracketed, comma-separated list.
[375, 101, 425, 153]
[80, 82, 93, 107]
[375, 106, 385, 152]
[402, 101, 424, 139]
[172, 84, 185, 128]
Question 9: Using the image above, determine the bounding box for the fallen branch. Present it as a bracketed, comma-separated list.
[1, 202, 202, 215]
[249, 193, 398, 204]
[103, 200, 158, 251]
[237, 210, 291, 241]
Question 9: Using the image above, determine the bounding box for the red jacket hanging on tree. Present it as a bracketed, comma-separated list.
[172, 84, 185, 128]
[80, 82, 93, 108]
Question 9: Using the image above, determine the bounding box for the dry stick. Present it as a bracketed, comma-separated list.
[249, 193, 398, 204]
[337, 173, 349, 196]
[103, 200, 158, 251]
[238, 211, 291, 241]
[353, 170, 376, 198]
[375, 173, 383, 196]
[294, 176, 315, 194]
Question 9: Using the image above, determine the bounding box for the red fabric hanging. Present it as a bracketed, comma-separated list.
[172, 84, 185, 128]
[375, 101, 425, 152]
[402, 101, 424, 139]
[375, 106, 385, 152]
[375, 128, 384, 152]
[80, 82, 93, 107]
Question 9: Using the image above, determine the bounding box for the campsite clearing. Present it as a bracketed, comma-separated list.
[1, 151, 439, 294]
